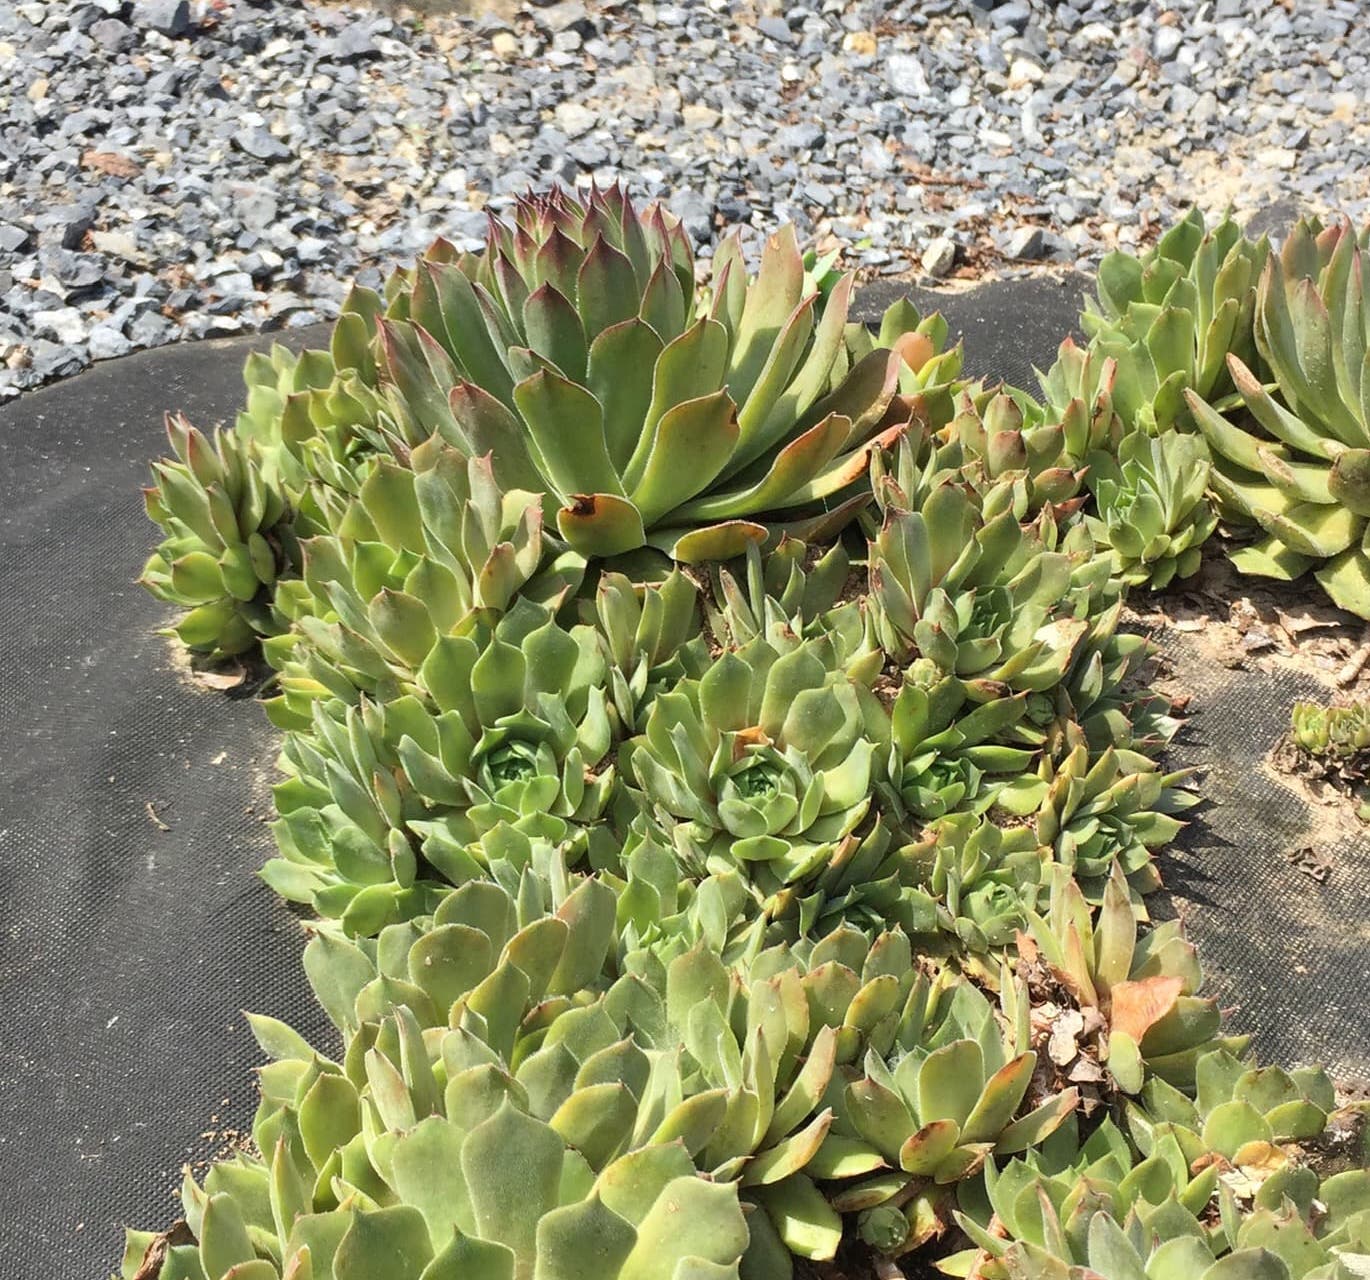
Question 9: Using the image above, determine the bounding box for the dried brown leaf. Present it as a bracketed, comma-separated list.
[1109, 975, 1183, 1043]
[1047, 1008, 1085, 1067]
[82, 149, 141, 178]
[1066, 1056, 1106, 1084]
[194, 665, 247, 691]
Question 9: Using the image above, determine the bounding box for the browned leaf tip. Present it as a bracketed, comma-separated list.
[132, 1221, 194, 1280]
[730, 725, 772, 762]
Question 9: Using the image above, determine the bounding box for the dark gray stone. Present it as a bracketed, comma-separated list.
[89, 16, 133, 51]
[536, 1, 594, 34]
[87, 323, 132, 358]
[327, 21, 382, 61]
[758, 16, 793, 43]
[51, 206, 98, 251]
[232, 129, 292, 163]
[1245, 196, 1302, 240]
[134, 0, 191, 38]
[779, 122, 825, 151]
[989, 1, 1032, 33]
[127, 309, 174, 345]
[1005, 225, 1048, 259]
[29, 337, 87, 379]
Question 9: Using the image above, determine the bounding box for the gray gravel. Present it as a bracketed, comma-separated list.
[1, 0, 1367, 400]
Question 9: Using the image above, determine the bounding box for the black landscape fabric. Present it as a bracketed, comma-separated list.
[0, 275, 1365, 1280]
[0, 324, 337, 1278]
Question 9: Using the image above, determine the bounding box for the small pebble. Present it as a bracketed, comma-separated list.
[921, 236, 957, 278]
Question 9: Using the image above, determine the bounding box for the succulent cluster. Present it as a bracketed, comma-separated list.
[141, 413, 292, 658]
[1082, 207, 1270, 435]
[1291, 699, 1370, 758]
[128, 191, 1368, 1280]
[1085, 429, 1217, 589]
[1286, 698, 1370, 822]
[1079, 207, 1370, 621]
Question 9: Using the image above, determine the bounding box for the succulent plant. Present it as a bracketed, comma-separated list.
[603, 938, 860, 1266]
[948, 1112, 1222, 1279]
[954, 1116, 1370, 1280]
[1034, 338, 1130, 460]
[1034, 745, 1195, 905]
[240, 286, 475, 543]
[992, 1196, 1369, 1280]
[897, 812, 1045, 955]
[867, 456, 1092, 689]
[122, 860, 763, 1280]
[1082, 207, 1269, 433]
[1286, 700, 1370, 820]
[975, 508, 1181, 779]
[949, 341, 1124, 517]
[235, 339, 339, 448]
[1290, 699, 1370, 757]
[1015, 583, 1181, 777]
[140, 414, 293, 658]
[264, 601, 618, 934]
[627, 624, 889, 924]
[261, 438, 582, 731]
[377, 185, 960, 565]
[1085, 429, 1217, 589]
[1129, 1045, 1343, 1164]
[725, 816, 947, 948]
[886, 662, 1040, 822]
[1185, 218, 1370, 615]
[308, 864, 839, 1221]
[140, 288, 407, 662]
[705, 535, 852, 650]
[728, 924, 933, 1264]
[235, 286, 388, 472]
[308, 859, 617, 1026]
[1021, 864, 1237, 1093]
[620, 922, 1058, 1263]
[594, 566, 711, 732]
[261, 441, 552, 720]
[127, 1171, 750, 1280]
[126, 1036, 750, 1280]
[816, 969, 1078, 1258]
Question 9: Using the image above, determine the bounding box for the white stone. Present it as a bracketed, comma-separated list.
[887, 54, 929, 96]
[34, 307, 88, 345]
[921, 237, 956, 278]
[88, 325, 132, 360]
[683, 103, 721, 129]
[90, 230, 140, 261]
[554, 102, 597, 137]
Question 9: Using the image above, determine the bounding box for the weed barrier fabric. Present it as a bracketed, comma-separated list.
[0, 325, 335, 1277]
[0, 276, 1364, 1279]
[1154, 630, 1370, 1085]
[853, 272, 1091, 389]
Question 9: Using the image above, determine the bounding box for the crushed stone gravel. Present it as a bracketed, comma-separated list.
[0, 0, 1366, 400]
